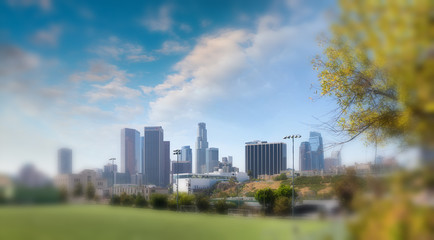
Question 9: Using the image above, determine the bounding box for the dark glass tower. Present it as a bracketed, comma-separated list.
[121, 128, 141, 175]
[309, 132, 324, 170]
[58, 148, 72, 174]
[245, 141, 287, 179]
[195, 123, 208, 173]
[299, 141, 312, 171]
[143, 126, 164, 186]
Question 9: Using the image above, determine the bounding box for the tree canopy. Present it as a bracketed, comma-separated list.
[313, 0, 434, 156]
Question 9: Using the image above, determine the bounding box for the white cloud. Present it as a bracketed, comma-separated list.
[69, 61, 129, 82]
[86, 80, 142, 102]
[127, 54, 155, 62]
[141, 6, 172, 32]
[91, 38, 155, 62]
[157, 41, 189, 55]
[7, 0, 51, 11]
[179, 23, 192, 32]
[0, 45, 40, 77]
[31, 24, 62, 46]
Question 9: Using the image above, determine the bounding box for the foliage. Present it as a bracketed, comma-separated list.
[312, 0, 434, 152]
[333, 168, 360, 210]
[254, 188, 276, 214]
[12, 185, 61, 204]
[110, 195, 120, 205]
[195, 194, 210, 212]
[178, 193, 195, 206]
[167, 198, 177, 211]
[275, 184, 296, 199]
[273, 173, 288, 181]
[214, 199, 229, 214]
[59, 186, 68, 203]
[273, 196, 291, 216]
[85, 182, 95, 200]
[135, 194, 148, 208]
[150, 194, 168, 210]
[119, 192, 134, 206]
[73, 182, 83, 197]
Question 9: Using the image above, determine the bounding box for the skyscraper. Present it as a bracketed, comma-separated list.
[181, 145, 192, 162]
[299, 142, 312, 171]
[309, 132, 324, 170]
[121, 128, 141, 175]
[162, 141, 171, 187]
[58, 148, 72, 174]
[143, 126, 164, 186]
[195, 122, 208, 173]
[245, 141, 287, 179]
[205, 147, 219, 172]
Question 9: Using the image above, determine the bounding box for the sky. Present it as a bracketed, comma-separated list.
[0, 0, 401, 177]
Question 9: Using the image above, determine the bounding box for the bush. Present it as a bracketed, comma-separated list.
[135, 194, 148, 208]
[195, 195, 210, 212]
[273, 196, 291, 216]
[86, 182, 95, 200]
[215, 199, 229, 214]
[150, 194, 168, 209]
[167, 199, 177, 211]
[110, 195, 120, 205]
[274, 173, 288, 181]
[120, 192, 134, 206]
[179, 193, 195, 206]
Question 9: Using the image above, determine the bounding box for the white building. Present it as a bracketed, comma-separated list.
[111, 184, 168, 200]
[173, 171, 249, 194]
[54, 169, 108, 197]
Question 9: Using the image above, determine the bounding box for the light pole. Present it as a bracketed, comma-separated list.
[109, 158, 116, 198]
[283, 134, 301, 217]
[173, 149, 181, 211]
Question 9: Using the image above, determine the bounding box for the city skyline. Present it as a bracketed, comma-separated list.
[0, 0, 399, 177]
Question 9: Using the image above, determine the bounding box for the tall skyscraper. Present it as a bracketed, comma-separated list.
[309, 132, 324, 170]
[181, 145, 192, 162]
[205, 147, 219, 172]
[299, 142, 312, 171]
[58, 148, 72, 174]
[162, 141, 171, 187]
[245, 141, 287, 179]
[195, 122, 208, 173]
[143, 126, 164, 186]
[121, 128, 141, 175]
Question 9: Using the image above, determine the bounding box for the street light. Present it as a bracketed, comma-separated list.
[173, 149, 181, 211]
[283, 134, 301, 217]
[109, 158, 116, 198]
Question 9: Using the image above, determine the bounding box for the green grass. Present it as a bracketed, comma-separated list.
[0, 205, 345, 240]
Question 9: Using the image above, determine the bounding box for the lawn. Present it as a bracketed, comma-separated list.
[0, 205, 345, 240]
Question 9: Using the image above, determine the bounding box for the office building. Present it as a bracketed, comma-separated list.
[58, 148, 72, 174]
[205, 148, 219, 173]
[299, 142, 312, 171]
[121, 128, 141, 175]
[195, 122, 209, 173]
[181, 146, 192, 162]
[309, 132, 324, 170]
[54, 169, 108, 197]
[162, 141, 171, 187]
[245, 141, 287, 179]
[143, 126, 165, 186]
[173, 172, 249, 194]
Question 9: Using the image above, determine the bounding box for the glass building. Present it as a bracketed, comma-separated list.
[121, 128, 141, 175]
[299, 141, 312, 171]
[245, 141, 287, 179]
[58, 148, 72, 174]
[205, 147, 219, 173]
[195, 122, 209, 174]
[309, 132, 324, 170]
[181, 145, 192, 162]
[143, 126, 165, 186]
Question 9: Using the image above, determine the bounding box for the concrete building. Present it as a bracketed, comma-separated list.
[195, 122, 208, 174]
[205, 147, 219, 173]
[58, 148, 72, 174]
[111, 184, 168, 200]
[173, 171, 249, 194]
[54, 169, 108, 197]
[245, 141, 287, 179]
[162, 141, 171, 187]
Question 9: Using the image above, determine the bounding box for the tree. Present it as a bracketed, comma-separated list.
[273, 196, 291, 216]
[195, 194, 210, 212]
[150, 194, 168, 210]
[59, 186, 68, 203]
[313, 1, 434, 161]
[120, 192, 133, 206]
[85, 182, 95, 200]
[333, 168, 360, 211]
[179, 193, 195, 206]
[254, 188, 275, 214]
[135, 194, 148, 208]
[73, 182, 83, 197]
[275, 184, 296, 199]
[215, 199, 229, 214]
[110, 195, 120, 205]
[273, 173, 288, 181]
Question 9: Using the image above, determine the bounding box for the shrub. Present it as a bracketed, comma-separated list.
[135, 194, 148, 208]
[195, 195, 210, 212]
[215, 199, 229, 214]
[150, 194, 168, 209]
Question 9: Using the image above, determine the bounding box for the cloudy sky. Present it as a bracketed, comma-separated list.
[0, 0, 398, 176]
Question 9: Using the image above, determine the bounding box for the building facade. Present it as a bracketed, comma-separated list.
[162, 141, 171, 187]
[299, 141, 312, 171]
[309, 132, 324, 170]
[173, 172, 249, 194]
[54, 169, 108, 197]
[245, 141, 287, 179]
[143, 126, 164, 186]
[205, 147, 219, 173]
[58, 148, 72, 174]
[181, 145, 192, 162]
[195, 122, 209, 174]
[121, 128, 141, 175]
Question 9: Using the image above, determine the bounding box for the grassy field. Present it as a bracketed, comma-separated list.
[0, 205, 345, 240]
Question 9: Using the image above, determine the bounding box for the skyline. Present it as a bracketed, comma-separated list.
[0, 0, 401, 177]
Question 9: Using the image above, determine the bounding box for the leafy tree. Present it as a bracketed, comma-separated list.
[179, 193, 195, 206]
[275, 184, 296, 199]
[333, 168, 360, 211]
[150, 194, 168, 210]
[214, 199, 229, 214]
[273, 196, 291, 216]
[167, 198, 177, 211]
[274, 173, 288, 181]
[120, 192, 133, 206]
[312, 0, 434, 161]
[110, 195, 121, 205]
[135, 194, 148, 208]
[85, 182, 95, 200]
[73, 182, 83, 197]
[247, 170, 253, 179]
[59, 186, 68, 203]
[195, 194, 210, 212]
[254, 188, 275, 214]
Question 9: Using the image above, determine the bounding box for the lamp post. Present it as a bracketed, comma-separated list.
[173, 149, 181, 211]
[283, 134, 301, 217]
[109, 158, 116, 198]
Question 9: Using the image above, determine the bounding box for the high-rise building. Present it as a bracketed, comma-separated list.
[181, 145, 192, 162]
[205, 147, 219, 173]
[121, 128, 141, 175]
[143, 126, 164, 186]
[195, 122, 209, 173]
[58, 148, 72, 174]
[309, 132, 324, 170]
[162, 141, 171, 187]
[299, 142, 312, 171]
[245, 141, 287, 179]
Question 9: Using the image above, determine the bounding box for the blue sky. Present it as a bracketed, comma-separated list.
[1, 0, 399, 176]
